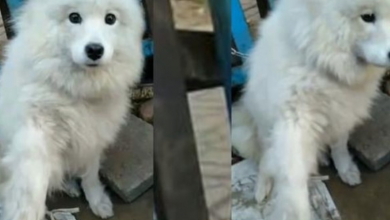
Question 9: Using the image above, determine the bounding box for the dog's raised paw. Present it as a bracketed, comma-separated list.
[339, 162, 362, 186]
[90, 193, 114, 219]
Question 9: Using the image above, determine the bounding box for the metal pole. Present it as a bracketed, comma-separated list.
[208, 0, 231, 120]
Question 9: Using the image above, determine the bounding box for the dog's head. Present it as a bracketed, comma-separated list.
[66, 10, 121, 68]
[280, 0, 390, 84]
[11, 0, 145, 98]
[335, 0, 390, 68]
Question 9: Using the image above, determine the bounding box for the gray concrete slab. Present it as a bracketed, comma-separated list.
[101, 114, 153, 203]
[350, 94, 390, 170]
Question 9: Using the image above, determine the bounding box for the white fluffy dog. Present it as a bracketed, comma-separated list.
[232, 0, 390, 219]
[0, 0, 144, 219]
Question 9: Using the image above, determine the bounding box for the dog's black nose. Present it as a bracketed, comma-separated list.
[85, 43, 104, 61]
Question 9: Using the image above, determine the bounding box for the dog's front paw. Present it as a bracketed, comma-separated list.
[339, 162, 361, 186]
[318, 152, 330, 167]
[63, 179, 82, 198]
[89, 193, 114, 219]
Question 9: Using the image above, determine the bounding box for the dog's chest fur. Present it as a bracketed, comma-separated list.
[54, 93, 129, 174]
[322, 79, 380, 143]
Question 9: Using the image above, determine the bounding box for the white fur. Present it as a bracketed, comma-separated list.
[0, 0, 144, 219]
[232, 0, 390, 219]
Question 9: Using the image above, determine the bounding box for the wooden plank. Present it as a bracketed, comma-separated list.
[1, 0, 25, 39]
[350, 93, 390, 170]
[0, 13, 8, 59]
[239, 0, 263, 37]
[171, 0, 213, 32]
[0, 0, 13, 39]
[153, 0, 209, 219]
[188, 87, 231, 220]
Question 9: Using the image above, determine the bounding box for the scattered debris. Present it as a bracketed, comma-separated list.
[46, 208, 79, 220]
[350, 93, 390, 170]
[131, 84, 153, 101]
[101, 113, 153, 203]
[309, 179, 341, 220]
[232, 160, 341, 220]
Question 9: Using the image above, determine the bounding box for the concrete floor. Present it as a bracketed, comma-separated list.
[323, 162, 390, 220]
[48, 188, 153, 220]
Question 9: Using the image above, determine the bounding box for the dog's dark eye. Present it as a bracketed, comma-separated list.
[361, 13, 376, 23]
[105, 14, 116, 25]
[69, 12, 82, 24]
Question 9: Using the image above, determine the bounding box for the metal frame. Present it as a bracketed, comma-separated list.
[231, 0, 253, 86]
[231, 0, 274, 86]
[231, 0, 253, 55]
[209, 0, 231, 118]
[153, 0, 209, 219]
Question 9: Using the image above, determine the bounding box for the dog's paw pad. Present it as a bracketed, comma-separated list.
[90, 194, 114, 219]
[339, 163, 361, 186]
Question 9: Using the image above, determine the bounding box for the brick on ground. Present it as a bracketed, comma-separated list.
[350, 93, 390, 171]
[101, 113, 153, 203]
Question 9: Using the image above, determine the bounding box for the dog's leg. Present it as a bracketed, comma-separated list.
[81, 156, 113, 219]
[330, 134, 361, 186]
[255, 162, 272, 203]
[259, 120, 318, 220]
[255, 137, 271, 203]
[63, 178, 82, 198]
[0, 124, 51, 220]
[318, 150, 330, 167]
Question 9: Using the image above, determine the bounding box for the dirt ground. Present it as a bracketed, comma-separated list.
[323, 162, 390, 220]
